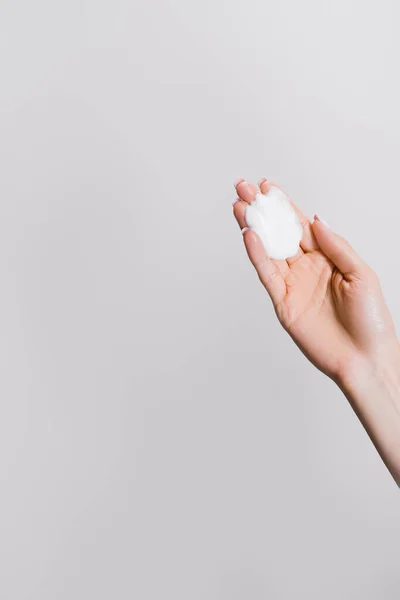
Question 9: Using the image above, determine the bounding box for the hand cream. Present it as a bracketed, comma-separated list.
[245, 187, 303, 260]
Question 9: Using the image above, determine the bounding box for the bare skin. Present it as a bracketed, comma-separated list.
[234, 178, 400, 485]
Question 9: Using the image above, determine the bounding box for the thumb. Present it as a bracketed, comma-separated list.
[312, 215, 364, 277]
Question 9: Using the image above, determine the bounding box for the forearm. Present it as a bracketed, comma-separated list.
[339, 346, 400, 486]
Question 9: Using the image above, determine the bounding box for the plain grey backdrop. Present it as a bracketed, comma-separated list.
[1, 0, 400, 598]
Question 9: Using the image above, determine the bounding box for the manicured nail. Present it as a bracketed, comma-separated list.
[241, 227, 250, 234]
[258, 178, 268, 185]
[232, 197, 240, 206]
[314, 214, 331, 228]
[234, 178, 245, 188]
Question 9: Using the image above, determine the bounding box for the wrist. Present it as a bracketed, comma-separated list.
[337, 340, 400, 486]
[338, 341, 400, 406]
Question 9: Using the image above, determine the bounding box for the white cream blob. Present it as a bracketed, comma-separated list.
[245, 187, 303, 260]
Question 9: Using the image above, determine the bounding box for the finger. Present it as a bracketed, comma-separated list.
[233, 199, 248, 229]
[312, 215, 364, 279]
[243, 229, 286, 307]
[259, 178, 319, 253]
[235, 179, 259, 204]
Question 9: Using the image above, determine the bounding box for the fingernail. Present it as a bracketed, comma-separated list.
[314, 214, 331, 228]
[232, 197, 240, 206]
[241, 227, 250, 234]
[234, 178, 245, 188]
[258, 178, 268, 185]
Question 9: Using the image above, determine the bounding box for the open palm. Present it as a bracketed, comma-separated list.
[233, 179, 397, 382]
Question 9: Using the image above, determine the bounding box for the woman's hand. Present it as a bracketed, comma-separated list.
[233, 179, 400, 386]
[234, 178, 400, 485]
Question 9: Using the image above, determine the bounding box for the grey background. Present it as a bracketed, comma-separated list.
[1, 0, 400, 598]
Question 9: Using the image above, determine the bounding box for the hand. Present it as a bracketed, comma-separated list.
[233, 179, 400, 386]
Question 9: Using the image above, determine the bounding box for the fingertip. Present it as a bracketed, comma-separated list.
[313, 214, 331, 228]
[259, 179, 271, 194]
[233, 199, 247, 229]
[242, 227, 258, 249]
[234, 178, 245, 189]
[242, 228, 265, 260]
[236, 180, 258, 204]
